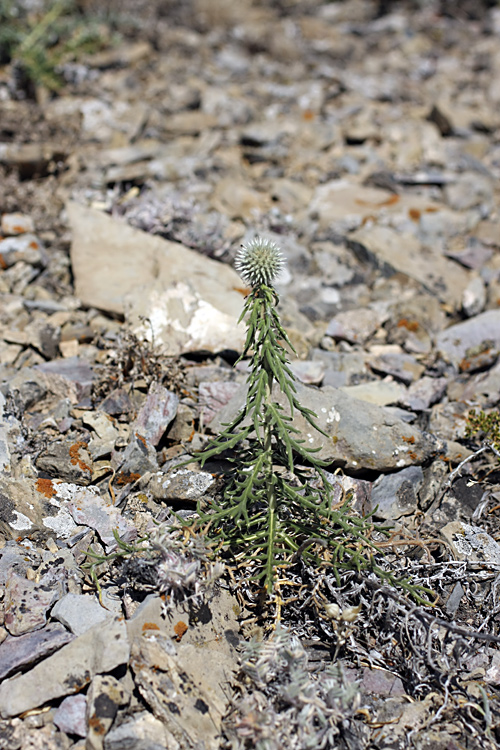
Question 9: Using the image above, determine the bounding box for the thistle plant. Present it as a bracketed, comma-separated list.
[192, 237, 431, 602]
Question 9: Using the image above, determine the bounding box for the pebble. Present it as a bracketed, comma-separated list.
[4, 572, 60, 636]
[371, 465, 424, 521]
[436, 310, 500, 368]
[53, 694, 87, 738]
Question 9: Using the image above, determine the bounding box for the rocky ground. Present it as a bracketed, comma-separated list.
[1, 0, 500, 748]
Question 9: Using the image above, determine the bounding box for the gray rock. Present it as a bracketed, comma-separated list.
[289, 360, 325, 385]
[104, 711, 172, 750]
[36, 356, 95, 401]
[368, 351, 425, 385]
[113, 431, 159, 478]
[400, 376, 448, 411]
[0, 623, 73, 681]
[371, 466, 424, 521]
[131, 383, 179, 446]
[325, 306, 389, 345]
[341, 380, 407, 407]
[436, 310, 500, 367]
[1, 212, 35, 235]
[51, 593, 111, 636]
[66, 485, 137, 553]
[67, 202, 245, 355]
[347, 225, 470, 307]
[210, 382, 440, 471]
[36, 438, 93, 485]
[0, 476, 79, 542]
[444, 172, 494, 211]
[447, 359, 500, 407]
[311, 349, 371, 388]
[0, 617, 130, 718]
[440, 522, 500, 568]
[462, 275, 486, 317]
[428, 401, 470, 442]
[143, 468, 215, 502]
[130, 632, 233, 750]
[53, 694, 87, 738]
[99, 388, 134, 416]
[4, 572, 60, 636]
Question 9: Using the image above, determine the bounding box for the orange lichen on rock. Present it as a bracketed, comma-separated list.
[69, 441, 92, 473]
[174, 620, 188, 641]
[35, 478, 55, 498]
[142, 622, 160, 631]
[116, 472, 140, 486]
[397, 318, 419, 333]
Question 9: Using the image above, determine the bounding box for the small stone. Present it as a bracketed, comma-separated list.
[368, 351, 425, 385]
[325, 306, 388, 345]
[0, 234, 45, 268]
[36, 356, 95, 400]
[462, 275, 486, 317]
[371, 465, 424, 521]
[53, 694, 87, 738]
[289, 360, 325, 385]
[86, 674, 129, 750]
[436, 310, 500, 368]
[341, 380, 407, 407]
[198, 381, 241, 425]
[400, 376, 448, 411]
[36, 438, 94, 485]
[51, 593, 111, 636]
[104, 711, 172, 750]
[66, 485, 137, 552]
[143, 468, 215, 502]
[444, 172, 494, 211]
[132, 382, 179, 446]
[4, 572, 60, 636]
[113, 431, 159, 478]
[1, 212, 35, 236]
[99, 388, 134, 415]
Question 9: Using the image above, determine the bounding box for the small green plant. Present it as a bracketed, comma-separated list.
[190, 238, 431, 602]
[466, 408, 500, 454]
[0, 0, 114, 93]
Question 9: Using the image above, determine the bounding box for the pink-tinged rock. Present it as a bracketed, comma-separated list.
[1, 212, 34, 236]
[199, 381, 241, 424]
[132, 382, 179, 446]
[4, 573, 60, 636]
[0, 623, 74, 680]
[53, 694, 87, 738]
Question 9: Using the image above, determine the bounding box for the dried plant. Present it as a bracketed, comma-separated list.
[223, 625, 359, 750]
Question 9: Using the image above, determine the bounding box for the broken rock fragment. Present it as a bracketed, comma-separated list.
[0, 618, 129, 718]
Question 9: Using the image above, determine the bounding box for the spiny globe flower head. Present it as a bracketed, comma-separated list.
[234, 237, 285, 288]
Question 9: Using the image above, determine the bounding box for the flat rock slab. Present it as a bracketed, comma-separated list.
[4, 572, 60, 636]
[67, 201, 245, 355]
[347, 225, 470, 308]
[0, 617, 129, 718]
[436, 310, 500, 368]
[131, 382, 179, 446]
[0, 623, 74, 681]
[210, 382, 440, 471]
[51, 593, 111, 636]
